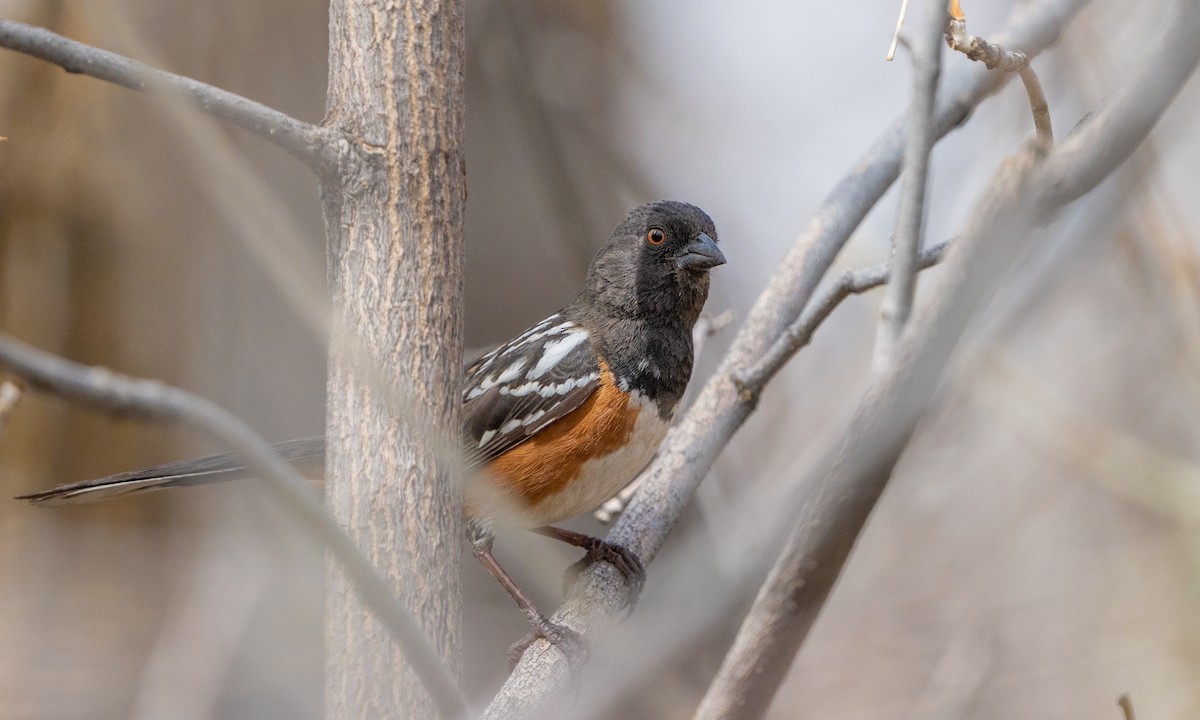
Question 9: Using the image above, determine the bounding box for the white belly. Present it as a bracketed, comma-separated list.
[524, 404, 670, 525]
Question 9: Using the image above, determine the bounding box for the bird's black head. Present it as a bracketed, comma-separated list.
[581, 200, 724, 328]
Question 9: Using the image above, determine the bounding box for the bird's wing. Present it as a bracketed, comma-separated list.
[21, 315, 602, 504]
[463, 314, 601, 465]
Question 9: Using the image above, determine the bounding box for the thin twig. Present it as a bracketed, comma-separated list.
[0, 334, 471, 720]
[738, 241, 949, 392]
[482, 1, 1092, 716]
[875, 0, 946, 370]
[945, 10, 1054, 143]
[886, 0, 912, 61]
[694, 1, 1200, 716]
[0, 20, 342, 175]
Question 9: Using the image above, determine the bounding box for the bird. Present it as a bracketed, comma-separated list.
[19, 200, 725, 660]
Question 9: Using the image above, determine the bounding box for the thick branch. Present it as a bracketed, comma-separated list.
[695, 2, 1200, 717]
[0, 334, 470, 720]
[875, 0, 946, 369]
[483, 0, 1091, 715]
[0, 20, 341, 175]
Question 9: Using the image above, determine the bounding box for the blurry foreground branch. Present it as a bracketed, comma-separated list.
[484, 0, 1093, 716]
[0, 334, 470, 720]
[0, 20, 340, 174]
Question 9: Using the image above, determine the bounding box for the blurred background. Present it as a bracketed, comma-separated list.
[1, 0, 1198, 718]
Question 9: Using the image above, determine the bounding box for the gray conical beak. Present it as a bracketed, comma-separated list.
[676, 232, 726, 271]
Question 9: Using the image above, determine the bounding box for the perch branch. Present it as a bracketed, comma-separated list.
[0, 334, 470, 720]
[0, 20, 342, 175]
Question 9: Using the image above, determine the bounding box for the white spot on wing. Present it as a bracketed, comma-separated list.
[520, 409, 546, 426]
[477, 429, 496, 448]
[500, 382, 536, 397]
[527, 331, 589, 379]
[466, 358, 531, 400]
[496, 360, 526, 383]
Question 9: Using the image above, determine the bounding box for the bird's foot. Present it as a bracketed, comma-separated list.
[564, 537, 645, 613]
[507, 615, 589, 670]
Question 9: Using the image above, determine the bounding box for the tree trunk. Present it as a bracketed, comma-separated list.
[322, 1, 466, 718]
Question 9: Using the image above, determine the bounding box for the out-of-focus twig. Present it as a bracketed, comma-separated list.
[1118, 693, 1136, 720]
[976, 357, 1200, 526]
[0, 20, 341, 174]
[0, 379, 25, 440]
[886, 0, 912, 61]
[594, 310, 736, 524]
[945, 5, 1053, 144]
[0, 333, 470, 720]
[875, 0, 946, 370]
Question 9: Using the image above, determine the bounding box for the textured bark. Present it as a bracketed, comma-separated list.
[322, 2, 467, 718]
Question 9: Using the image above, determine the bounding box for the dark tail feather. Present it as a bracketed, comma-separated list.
[17, 436, 325, 506]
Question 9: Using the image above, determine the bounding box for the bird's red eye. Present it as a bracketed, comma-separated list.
[646, 228, 666, 246]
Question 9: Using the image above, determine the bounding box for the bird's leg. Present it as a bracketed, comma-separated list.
[533, 526, 645, 611]
[468, 523, 587, 668]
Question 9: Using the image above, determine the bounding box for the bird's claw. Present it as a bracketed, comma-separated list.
[507, 615, 589, 670]
[563, 538, 645, 616]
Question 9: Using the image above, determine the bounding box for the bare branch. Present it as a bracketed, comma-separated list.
[0, 333, 471, 720]
[875, 0, 946, 370]
[695, 2, 1200, 716]
[482, 0, 1092, 715]
[696, 141, 1050, 720]
[945, 8, 1054, 143]
[738, 241, 949, 393]
[0, 20, 341, 175]
[886, 0, 912, 61]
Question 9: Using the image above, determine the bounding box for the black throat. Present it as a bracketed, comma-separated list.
[575, 311, 696, 420]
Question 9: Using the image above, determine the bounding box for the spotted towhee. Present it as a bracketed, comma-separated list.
[20, 200, 725, 655]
